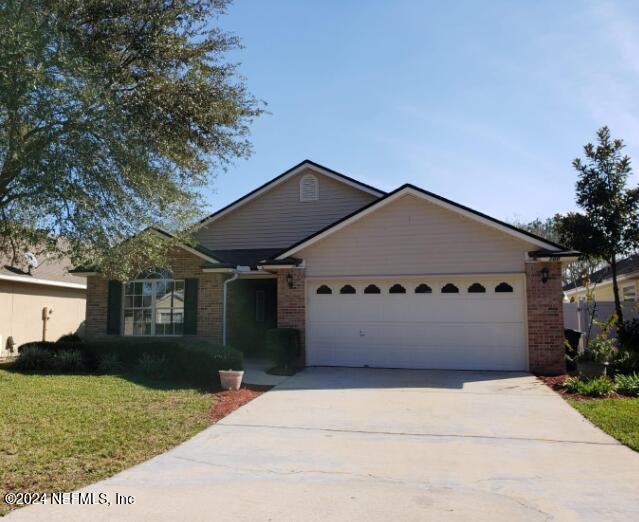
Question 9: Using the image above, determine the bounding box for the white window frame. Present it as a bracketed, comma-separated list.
[299, 174, 319, 201]
[122, 278, 185, 336]
[622, 285, 636, 303]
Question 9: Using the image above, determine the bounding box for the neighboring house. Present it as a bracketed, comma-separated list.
[76, 160, 578, 374]
[563, 254, 639, 304]
[0, 251, 86, 357]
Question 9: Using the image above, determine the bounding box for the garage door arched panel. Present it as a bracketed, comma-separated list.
[306, 278, 527, 371]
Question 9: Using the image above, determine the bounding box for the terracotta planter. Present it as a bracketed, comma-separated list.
[219, 370, 244, 391]
[577, 361, 606, 379]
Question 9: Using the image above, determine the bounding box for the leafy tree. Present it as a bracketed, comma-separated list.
[510, 216, 562, 244]
[557, 126, 639, 324]
[0, 0, 262, 278]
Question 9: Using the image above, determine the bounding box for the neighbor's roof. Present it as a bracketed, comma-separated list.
[0, 251, 87, 289]
[563, 254, 639, 291]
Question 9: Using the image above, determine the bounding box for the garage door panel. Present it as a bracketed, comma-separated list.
[307, 278, 527, 371]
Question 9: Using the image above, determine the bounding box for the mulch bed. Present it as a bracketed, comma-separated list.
[210, 384, 271, 422]
[537, 374, 622, 401]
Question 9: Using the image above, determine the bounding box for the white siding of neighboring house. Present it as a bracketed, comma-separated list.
[298, 194, 534, 277]
[195, 168, 378, 250]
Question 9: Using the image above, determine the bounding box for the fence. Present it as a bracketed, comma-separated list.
[563, 301, 639, 348]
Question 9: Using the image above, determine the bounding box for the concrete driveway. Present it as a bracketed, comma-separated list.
[8, 368, 639, 521]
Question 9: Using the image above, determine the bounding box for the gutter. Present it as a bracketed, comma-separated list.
[0, 273, 87, 290]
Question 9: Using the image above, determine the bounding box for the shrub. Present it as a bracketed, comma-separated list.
[174, 340, 243, 385]
[81, 338, 243, 386]
[610, 350, 639, 376]
[19, 340, 83, 354]
[579, 336, 617, 364]
[97, 353, 124, 374]
[57, 333, 83, 344]
[615, 373, 639, 397]
[81, 339, 179, 371]
[266, 328, 300, 368]
[136, 353, 171, 380]
[13, 346, 55, 371]
[53, 350, 86, 373]
[563, 376, 616, 397]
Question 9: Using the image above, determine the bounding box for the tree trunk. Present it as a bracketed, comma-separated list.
[610, 256, 624, 327]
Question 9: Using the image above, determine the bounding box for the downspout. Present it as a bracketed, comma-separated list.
[222, 271, 239, 346]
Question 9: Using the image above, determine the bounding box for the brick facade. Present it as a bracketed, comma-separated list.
[84, 247, 227, 342]
[525, 261, 566, 375]
[276, 268, 306, 364]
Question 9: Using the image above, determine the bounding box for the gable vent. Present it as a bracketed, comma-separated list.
[300, 174, 319, 201]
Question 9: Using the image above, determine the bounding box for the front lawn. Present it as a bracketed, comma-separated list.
[0, 368, 216, 516]
[568, 398, 639, 452]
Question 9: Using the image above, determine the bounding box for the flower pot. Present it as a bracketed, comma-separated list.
[219, 370, 244, 391]
[577, 361, 606, 379]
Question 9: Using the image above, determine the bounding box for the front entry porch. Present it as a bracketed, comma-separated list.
[227, 277, 277, 358]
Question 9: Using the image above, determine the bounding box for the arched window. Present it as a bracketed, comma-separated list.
[300, 174, 319, 201]
[415, 283, 432, 294]
[441, 283, 459, 294]
[495, 282, 514, 293]
[339, 284, 356, 294]
[316, 285, 332, 294]
[468, 283, 486, 293]
[389, 283, 406, 294]
[364, 284, 381, 294]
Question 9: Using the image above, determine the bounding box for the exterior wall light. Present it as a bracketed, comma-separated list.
[541, 267, 550, 284]
[286, 273, 294, 289]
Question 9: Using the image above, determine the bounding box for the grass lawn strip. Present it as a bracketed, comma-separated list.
[567, 398, 639, 452]
[0, 369, 216, 516]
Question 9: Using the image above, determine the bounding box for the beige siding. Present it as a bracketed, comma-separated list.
[568, 278, 639, 302]
[0, 281, 86, 356]
[299, 194, 533, 277]
[196, 168, 377, 250]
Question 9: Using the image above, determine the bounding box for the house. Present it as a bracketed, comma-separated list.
[0, 251, 86, 357]
[563, 254, 639, 303]
[76, 160, 578, 374]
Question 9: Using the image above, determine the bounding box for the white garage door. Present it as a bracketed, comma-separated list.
[306, 278, 527, 371]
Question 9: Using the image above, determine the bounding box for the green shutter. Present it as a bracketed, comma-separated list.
[106, 280, 122, 335]
[184, 278, 198, 335]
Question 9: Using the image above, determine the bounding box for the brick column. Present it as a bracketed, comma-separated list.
[525, 262, 565, 375]
[85, 276, 109, 338]
[276, 268, 306, 365]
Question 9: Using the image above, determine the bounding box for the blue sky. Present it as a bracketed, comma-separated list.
[204, 0, 639, 223]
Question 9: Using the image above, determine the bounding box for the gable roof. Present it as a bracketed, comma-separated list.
[273, 184, 571, 260]
[563, 254, 639, 291]
[196, 160, 386, 229]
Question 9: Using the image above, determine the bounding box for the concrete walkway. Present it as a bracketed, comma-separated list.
[242, 358, 291, 386]
[8, 368, 639, 521]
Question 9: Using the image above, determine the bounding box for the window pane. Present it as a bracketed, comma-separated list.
[144, 309, 152, 335]
[124, 310, 134, 335]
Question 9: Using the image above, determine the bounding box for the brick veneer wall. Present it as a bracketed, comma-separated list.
[276, 268, 306, 364]
[84, 247, 227, 342]
[525, 261, 566, 375]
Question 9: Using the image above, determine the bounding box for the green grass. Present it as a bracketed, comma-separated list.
[568, 398, 639, 452]
[0, 367, 215, 516]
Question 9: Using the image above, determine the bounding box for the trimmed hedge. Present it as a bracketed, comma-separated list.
[266, 328, 301, 368]
[15, 337, 243, 386]
[82, 338, 243, 385]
